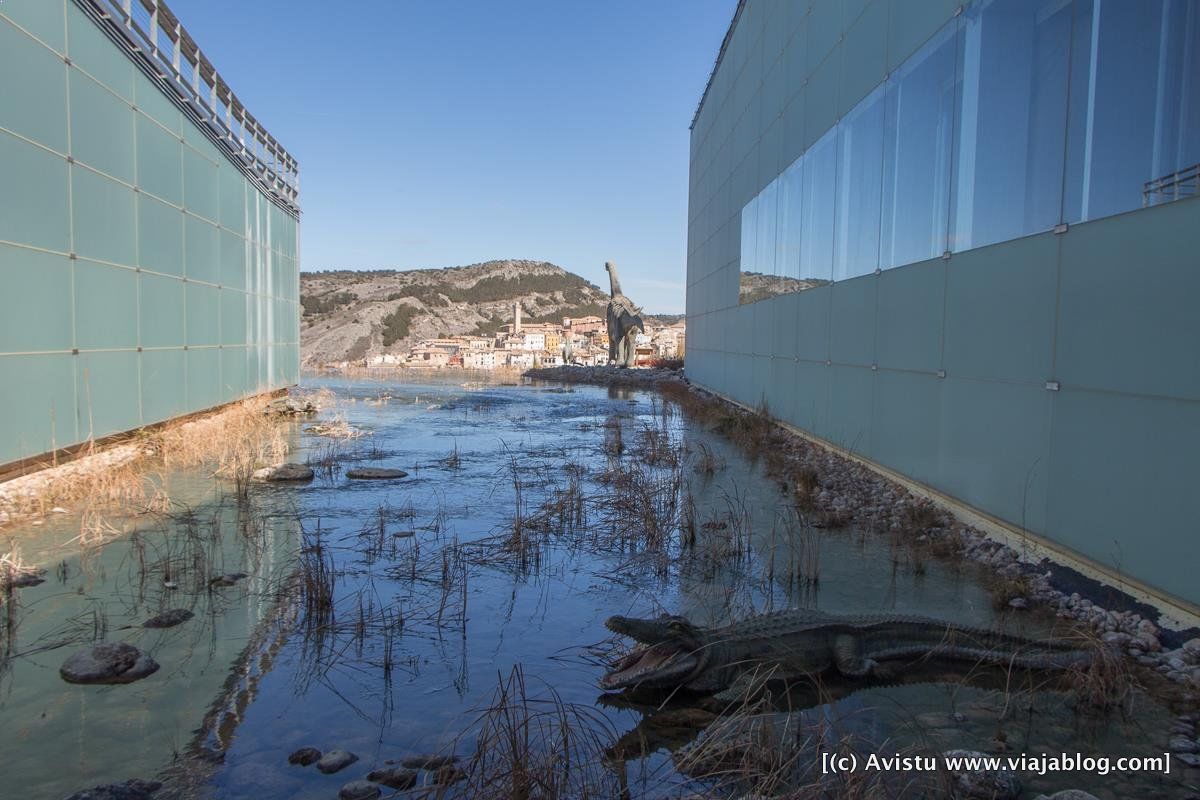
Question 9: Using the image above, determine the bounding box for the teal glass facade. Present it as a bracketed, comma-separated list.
[687, 0, 1200, 610]
[0, 0, 300, 467]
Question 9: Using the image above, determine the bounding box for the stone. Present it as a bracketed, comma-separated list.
[1176, 752, 1200, 768]
[265, 396, 317, 416]
[287, 746, 322, 766]
[345, 468, 408, 480]
[209, 572, 249, 587]
[253, 463, 315, 482]
[142, 609, 194, 628]
[400, 754, 460, 770]
[1170, 737, 1199, 754]
[338, 780, 381, 800]
[366, 767, 418, 790]
[60, 643, 159, 685]
[1008, 598, 1028, 610]
[317, 749, 358, 774]
[4, 570, 46, 588]
[64, 779, 162, 800]
[942, 750, 1021, 800]
[1183, 637, 1200, 655]
[1032, 792, 1101, 800]
[432, 765, 466, 786]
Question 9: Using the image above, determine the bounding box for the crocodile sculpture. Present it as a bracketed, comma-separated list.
[601, 609, 1093, 694]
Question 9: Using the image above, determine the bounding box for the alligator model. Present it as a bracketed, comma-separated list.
[601, 609, 1093, 695]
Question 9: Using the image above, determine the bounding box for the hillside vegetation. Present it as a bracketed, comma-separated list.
[299, 260, 612, 366]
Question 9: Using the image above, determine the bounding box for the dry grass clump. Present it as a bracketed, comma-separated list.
[452, 666, 621, 799]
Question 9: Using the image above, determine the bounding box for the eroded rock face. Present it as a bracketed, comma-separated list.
[316, 749, 359, 774]
[64, 779, 162, 800]
[266, 397, 317, 416]
[142, 609, 194, 629]
[345, 468, 408, 480]
[399, 754, 459, 770]
[60, 643, 159, 685]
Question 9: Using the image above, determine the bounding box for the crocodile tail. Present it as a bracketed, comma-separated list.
[868, 643, 1093, 670]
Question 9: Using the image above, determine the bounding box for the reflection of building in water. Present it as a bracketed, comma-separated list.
[686, 0, 1200, 613]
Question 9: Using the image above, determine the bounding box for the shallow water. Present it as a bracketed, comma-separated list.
[1, 376, 1190, 798]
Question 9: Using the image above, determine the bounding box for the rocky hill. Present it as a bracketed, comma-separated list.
[299, 260, 613, 367]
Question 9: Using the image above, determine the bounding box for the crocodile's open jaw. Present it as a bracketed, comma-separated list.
[600, 642, 699, 690]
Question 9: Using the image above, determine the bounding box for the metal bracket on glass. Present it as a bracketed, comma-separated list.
[1053, 223, 1069, 235]
[1045, 381, 1061, 392]
[871, 364, 878, 371]
[874, 267, 882, 275]
[937, 370, 946, 379]
[942, 250, 952, 260]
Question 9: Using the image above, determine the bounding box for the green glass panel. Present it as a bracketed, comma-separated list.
[74, 259, 136, 349]
[219, 229, 246, 290]
[1, 0, 66, 53]
[66, 3, 133, 100]
[218, 163, 245, 233]
[221, 345, 248, 399]
[139, 349, 186, 425]
[135, 113, 182, 204]
[69, 69, 135, 182]
[0, 22, 68, 152]
[76, 349, 140, 438]
[0, 243, 72, 353]
[186, 347, 221, 410]
[139, 271, 184, 348]
[138, 194, 183, 276]
[72, 167, 136, 265]
[0, 132, 70, 252]
[0, 353, 76, 464]
[185, 282, 220, 346]
[184, 214, 219, 283]
[220, 288, 247, 346]
[183, 145, 218, 221]
[133, 71, 180, 134]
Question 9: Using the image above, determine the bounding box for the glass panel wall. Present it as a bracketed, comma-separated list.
[800, 128, 838, 283]
[881, 23, 959, 268]
[951, 0, 1071, 251]
[834, 84, 885, 281]
[736, 0, 1199, 306]
[1065, 0, 1200, 221]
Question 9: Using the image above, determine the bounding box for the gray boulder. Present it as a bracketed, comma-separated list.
[367, 767, 418, 789]
[338, 781, 381, 800]
[1033, 791, 1101, 800]
[64, 779, 161, 800]
[346, 468, 408, 480]
[60, 643, 159, 685]
[265, 396, 316, 416]
[287, 746, 322, 766]
[942, 750, 1021, 800]
[316, 749, 358, 774]
[252, 463, 314, 482]
[142, 609, 194, 629]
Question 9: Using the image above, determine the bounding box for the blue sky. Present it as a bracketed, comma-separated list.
[169, 1, 736, 313]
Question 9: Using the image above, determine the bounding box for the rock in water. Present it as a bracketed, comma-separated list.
[366, 767, 418, 789]
[209, 572, 250, 587]
[287, 746, 322, 766]
[1032, 791, 1102, 800]
[60, 643, 159, 685]
[345, 468, 408, 480]
[338, 781, 381, 800]
[942, 750, 1021, 800]
[142, 609, 194, 628]
[316, 749, 359, 774]
[252, 463, 315, 482]
[64, 779, 162, 800]
[399, 754, 459, 770]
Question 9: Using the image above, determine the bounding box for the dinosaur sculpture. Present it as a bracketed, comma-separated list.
[601, 609, 1093, 695]
[604, 261, 644, 369]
